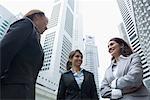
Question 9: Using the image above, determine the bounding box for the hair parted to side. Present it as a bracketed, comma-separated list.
[24, 9, 45, 20]
[109, 37, 133, 60]
[66, 49, 83, 70]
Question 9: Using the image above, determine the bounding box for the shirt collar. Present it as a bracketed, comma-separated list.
[25, 17, 41, 41]
[119, 55, 128, 59]
[111, 55, 128, 64]
[70, 68, 84, 74]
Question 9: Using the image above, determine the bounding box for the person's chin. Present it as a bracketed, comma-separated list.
[111, 53, 115, 57]
[77, 64, 81, 66]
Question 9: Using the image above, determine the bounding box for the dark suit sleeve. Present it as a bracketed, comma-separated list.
[0, 19, 33, 78]
[90, 73, 99, 100]
[57, 74, 66, 100]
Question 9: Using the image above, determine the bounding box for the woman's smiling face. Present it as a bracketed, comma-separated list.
[71, 52, 83, 67]
[108, 40, 121, 58]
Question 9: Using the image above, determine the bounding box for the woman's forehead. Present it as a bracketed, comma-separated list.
[74, 52, 81, 55]
[108, 40, 117, 44]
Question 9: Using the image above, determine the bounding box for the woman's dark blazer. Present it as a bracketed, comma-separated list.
[57, 69, 99, 100]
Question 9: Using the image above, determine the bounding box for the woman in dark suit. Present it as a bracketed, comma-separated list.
[57, 49, 99, 100]
[100, 37, 150, 100]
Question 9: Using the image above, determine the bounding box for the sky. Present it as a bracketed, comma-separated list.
[1, 0, 123, 84]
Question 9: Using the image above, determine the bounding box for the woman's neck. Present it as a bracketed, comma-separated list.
[114, 55, 120, 62]
[72, 66, 81, 72]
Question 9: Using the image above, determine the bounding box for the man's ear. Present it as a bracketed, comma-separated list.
[33, 14, 41, 20]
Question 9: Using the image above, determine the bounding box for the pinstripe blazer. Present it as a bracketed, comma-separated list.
[100, 53, 150, 100]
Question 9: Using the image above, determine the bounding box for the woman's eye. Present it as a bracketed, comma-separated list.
[110, 43, 113, 45]
[108, 43, 114, 47]
[110, 43, 114, 46]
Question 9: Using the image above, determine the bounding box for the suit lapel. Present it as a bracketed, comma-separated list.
[116, 56, 131, 78]
[107, 64, 115, 83]
[81, 70, 87, 88]
[69, 71, 80, 90]
[104, 56, 131, 84]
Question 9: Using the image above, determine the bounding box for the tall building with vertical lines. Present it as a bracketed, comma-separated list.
[36, 0, 76, 99]
[117, 0, 150, 90]
[0, 5, 17, 40]
[72, 0, 84, 52]
[83, 35, 100, 97]
[72, 13, 84, 52]
[118, 22, 130, 44]
[131, 0, 150, 89]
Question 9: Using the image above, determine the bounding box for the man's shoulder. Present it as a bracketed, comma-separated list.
[11, 17, 33, 28]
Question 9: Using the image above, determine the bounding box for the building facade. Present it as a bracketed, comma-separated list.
[36, 0, 76, 99]
[0, 5, 17, 40]
[117, 0, 150, 90]
[118, 22, 130, 44]
[131, 0, 150, 89]
[72, 0, 84, 52]
[72, 13, 84, 52]
[83, 35, 100, 97]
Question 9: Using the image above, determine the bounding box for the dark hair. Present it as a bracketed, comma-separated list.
[66, 49, 83, 70]
[109, 37, 133, 60]
[66, 61, 72, 71]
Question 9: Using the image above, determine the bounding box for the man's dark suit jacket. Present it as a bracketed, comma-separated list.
[57, 69, 99, 100]
[0, 18, 44, 99]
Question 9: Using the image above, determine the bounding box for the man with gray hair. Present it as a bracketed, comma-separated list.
[1, 9, 48, 100]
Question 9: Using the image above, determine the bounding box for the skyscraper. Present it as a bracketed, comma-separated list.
[83, 35, 100, 97]
[118, 22, 130, 44]
[36, 0, 76, 99]
[0, 5, 17, 40]
[131, 0, 150, 89]
[72, 0, 84, 52]
[72, 13, 84, 52]
[117, 0, 150, 90]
